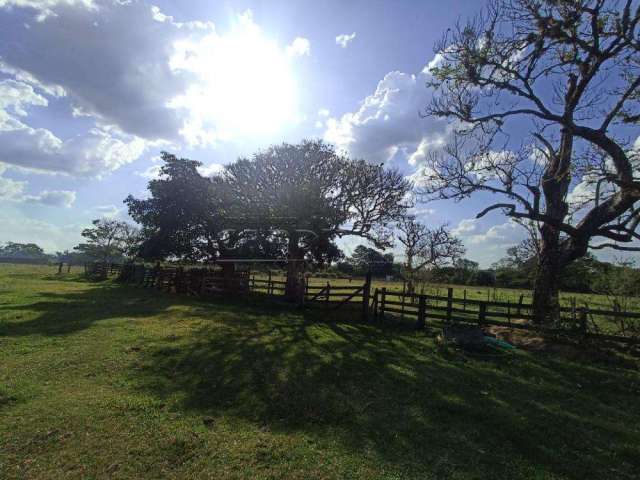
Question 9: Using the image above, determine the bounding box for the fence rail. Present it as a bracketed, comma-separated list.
[373, 287, 639, 343]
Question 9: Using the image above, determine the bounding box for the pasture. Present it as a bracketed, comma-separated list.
[264, 272, 640, 312]
[1, 264, 640, 479]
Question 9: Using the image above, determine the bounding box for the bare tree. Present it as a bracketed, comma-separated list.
[419, 0, 640, 322]
[396, 216, 465, 292]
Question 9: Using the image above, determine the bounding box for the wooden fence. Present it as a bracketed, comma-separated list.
[114, 263, 372, 320]
[372, 287, 640, 344]
[88, 262, 639, 343]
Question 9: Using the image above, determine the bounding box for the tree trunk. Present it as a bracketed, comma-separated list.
[285, 232, 305, 302]
[531, 128, 573, 324]
[532, 226, 562, 324]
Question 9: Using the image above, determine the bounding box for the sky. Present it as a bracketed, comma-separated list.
[0, 0, 637, 267]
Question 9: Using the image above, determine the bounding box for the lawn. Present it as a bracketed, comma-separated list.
[1, 264, 640, 479]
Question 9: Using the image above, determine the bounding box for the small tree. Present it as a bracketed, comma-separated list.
[74, 219, 137, 262]
[396, 216, 465, 291]
[420, 0, 640, 322]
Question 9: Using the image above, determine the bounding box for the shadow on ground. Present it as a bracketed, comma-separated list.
[3, 277, 639, 479]
[133, 297, 640, 479]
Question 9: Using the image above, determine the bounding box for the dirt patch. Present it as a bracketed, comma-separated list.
[485, 321, 638, 369]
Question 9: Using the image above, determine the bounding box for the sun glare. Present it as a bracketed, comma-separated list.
[170, 12, 298, 144]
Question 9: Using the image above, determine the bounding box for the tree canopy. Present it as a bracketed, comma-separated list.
[126, 142, 411, 293]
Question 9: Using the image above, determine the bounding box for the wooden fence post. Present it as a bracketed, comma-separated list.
[268, 270, 272, 296]
[380, 287, 386, 319]
[517, 294, 524, 316]
[373, 288, 379, 321]
[478, 303, 486, 326]
[579, 307, 588, 336]
[325, 282, 331, 308]
[446, 287, 453, 323]
[463, 289, 467, 311]
[416, 295, 426, 330]
[362, 272, 371, 322]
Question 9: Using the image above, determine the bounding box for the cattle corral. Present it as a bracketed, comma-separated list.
[85, 261, 640, 344]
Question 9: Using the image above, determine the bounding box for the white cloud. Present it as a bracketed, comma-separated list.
[93, 204, 121, 219]
[0, 208, 84, 252]
[23, 189, 76, 207]
[409, 206, 436, 217]
[197, 163, 225, 177]
[0, 0, 96, 20]
[324, 63, 450, 164]
[0, 2, 303, 176]
[0, 164, 75, 206]
[0, 116, 150, 176]
[0, 168, 26, 199]
[0, 1, 197, 140]
[452, 218, 477, 236]
[335, 32, 356, 48]
[136, 164, 162, 180]
[286, 36, 310, 56]
[318, 108, 330, 117]
[466, 221, 526, 247]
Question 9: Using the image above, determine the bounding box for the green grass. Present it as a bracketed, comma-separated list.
[260, 272, 639, 312]
[1, 264, 640, 479]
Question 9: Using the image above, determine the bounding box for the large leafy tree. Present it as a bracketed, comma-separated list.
[348, 245, 395, 276]
[125, 152, 227, 262]
[223, 139, 411, 298]
[419, 0, 640, 322]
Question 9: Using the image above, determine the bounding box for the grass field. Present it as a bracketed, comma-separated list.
[260, 273, 640, 312]
[1, 264, 640, 479]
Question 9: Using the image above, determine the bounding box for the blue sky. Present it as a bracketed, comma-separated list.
[0, 0, 636, 266]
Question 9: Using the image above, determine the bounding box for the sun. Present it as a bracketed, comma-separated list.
[169, 12, 299, 144]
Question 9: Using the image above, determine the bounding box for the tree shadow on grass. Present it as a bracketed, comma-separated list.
[132, 302, 640, 479]
[3, 279, 639, 478]
[0, 282, 184, 337]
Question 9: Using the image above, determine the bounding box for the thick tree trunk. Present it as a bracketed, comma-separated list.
[285, 232, 305, 302]
[531, 128, 573, 324]
[532, 226, 562, 324]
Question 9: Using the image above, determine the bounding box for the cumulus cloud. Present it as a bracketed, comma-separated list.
[335, 32, 356, 48]
[1, 2, 303, 175]
[324, 62, 450, 164]
[0, 117, 149, 176]
[286, 37, 310, 56]
[0, 0, 204, 140]
[23, 189, 76, 207]
[449, 217, 528, 266]
[197, 163, 225, 177]
[136, 164, 162, 180]
[0, 163, 75, 206]
[0, 1, 96, 20]
[452, 218, 478, 236]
